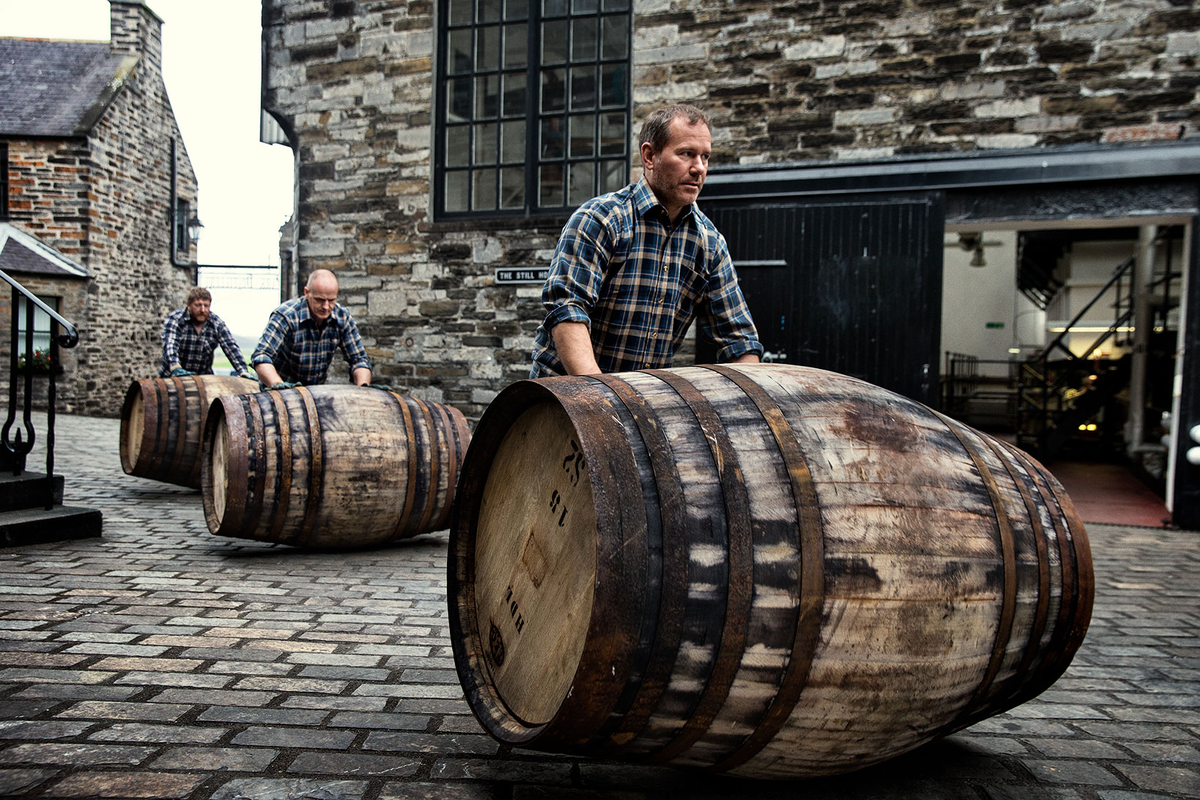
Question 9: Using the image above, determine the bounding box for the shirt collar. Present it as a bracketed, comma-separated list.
[295, 295, 333, 328]
[632, 175, 697, 225]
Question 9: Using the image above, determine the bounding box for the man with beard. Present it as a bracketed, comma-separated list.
[159, 287, 254, 379]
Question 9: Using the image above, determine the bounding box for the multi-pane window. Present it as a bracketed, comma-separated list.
[437, 0, 631, 218]
[16, 295, 59, 357]
[174, 199, 190, 254]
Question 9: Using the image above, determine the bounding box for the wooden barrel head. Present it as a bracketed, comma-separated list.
[119, 382, 147, 473]
[209, 414, 230, 526]
[473, 401, 597, 726]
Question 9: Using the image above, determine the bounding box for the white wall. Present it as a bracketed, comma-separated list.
[940, 231, 1043, 378]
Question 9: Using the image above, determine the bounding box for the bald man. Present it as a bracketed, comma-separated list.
[252, 269, 372, 389]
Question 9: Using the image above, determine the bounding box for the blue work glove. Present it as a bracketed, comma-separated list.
[238, 369, 257, 381]
[366, 384, 392, 391]
[270, 381, 300, 391]
[170, 367, 194, 377]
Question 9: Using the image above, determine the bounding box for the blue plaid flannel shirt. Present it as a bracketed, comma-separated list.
[530, 176, 762, 377]
[159, 308, 249, 377]
[251, 297, 371, 385]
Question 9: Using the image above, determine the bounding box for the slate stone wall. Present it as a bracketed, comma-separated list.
[262, 0, 1199, 422]
[1, 2, 197, 416]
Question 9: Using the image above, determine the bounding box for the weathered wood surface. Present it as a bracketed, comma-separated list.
[448, 363, 1093, 779]
[119, 374, 258, 489]
[202, 385, 471, 548]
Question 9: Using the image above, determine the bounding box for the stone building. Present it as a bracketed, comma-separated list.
[260, 0, 1200, 521]
[0, 0, 199, 417]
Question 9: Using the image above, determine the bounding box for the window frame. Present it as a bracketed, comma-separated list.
[15, 294, 61, 365]
[433, 0, 633, 221]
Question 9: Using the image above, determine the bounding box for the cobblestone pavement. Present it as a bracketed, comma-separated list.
[0, 413, 1197, 800]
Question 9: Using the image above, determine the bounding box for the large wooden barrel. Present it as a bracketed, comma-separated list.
[448, 364, 1093, 779]
[202, 385, 471, 548]
[120, 374, 258, 489]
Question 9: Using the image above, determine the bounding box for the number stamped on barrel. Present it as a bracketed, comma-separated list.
[484, 432, 589, 677]
[548, 438, 585, 527]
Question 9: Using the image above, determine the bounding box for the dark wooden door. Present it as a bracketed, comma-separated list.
[700, 192, 945, 405]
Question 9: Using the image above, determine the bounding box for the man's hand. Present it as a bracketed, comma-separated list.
[238, 369, 257, 381]
[170, 367, 194, 377]
[269, 381, 300, 391]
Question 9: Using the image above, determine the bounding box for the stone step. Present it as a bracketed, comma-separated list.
[0, 472, 64, 512]
[0, 505, 102, 548]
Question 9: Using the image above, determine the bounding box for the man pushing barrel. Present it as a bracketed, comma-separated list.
[252, 269, 372, 390]
[160, 286, 255, 380]
[530, 104, 763, 377]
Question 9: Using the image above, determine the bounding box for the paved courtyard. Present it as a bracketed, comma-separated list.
[0, 412, 1197, 799]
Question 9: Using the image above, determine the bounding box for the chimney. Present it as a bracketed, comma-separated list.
[108, 1, 164, 73]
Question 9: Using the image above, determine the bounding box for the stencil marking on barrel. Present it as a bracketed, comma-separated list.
[474, 402, 597, 726]
[705, 364, 826, 773]
[298, 388, 323, 546]
[645, 369, 754, 765]
[934, 412, 1017, 722]
[267, 389, 294, 544]
[589, 374, 682, 748]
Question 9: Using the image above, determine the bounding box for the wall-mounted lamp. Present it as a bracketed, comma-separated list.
[958, 232, 987, 267]
[186, 213, 204, 245]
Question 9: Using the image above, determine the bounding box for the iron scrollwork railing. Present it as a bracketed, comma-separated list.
[0, 268, 79, 509]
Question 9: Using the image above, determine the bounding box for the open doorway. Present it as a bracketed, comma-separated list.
[940, 220, 1189, 509]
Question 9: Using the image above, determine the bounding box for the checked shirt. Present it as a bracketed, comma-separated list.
[159, 309, 249, 377]
[252, 297, 371, 385]
[530, 176, 762, 377]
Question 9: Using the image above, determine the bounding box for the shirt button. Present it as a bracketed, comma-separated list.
[651, 332, 658, 339]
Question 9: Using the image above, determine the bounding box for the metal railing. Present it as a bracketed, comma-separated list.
[0, 268, 79, 509]
[1017, 254, 1137, 458]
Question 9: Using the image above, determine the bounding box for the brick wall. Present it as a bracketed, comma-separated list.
[262, 0, 1200, 422]
[2, 2, 197, 416]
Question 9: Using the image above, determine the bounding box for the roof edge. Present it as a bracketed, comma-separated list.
[704, 140, 1200, 198]
[72, 55, 140, 136]
[0, 222, 91, 278]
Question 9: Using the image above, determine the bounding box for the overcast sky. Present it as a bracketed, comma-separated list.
[4, 0, 294, 337]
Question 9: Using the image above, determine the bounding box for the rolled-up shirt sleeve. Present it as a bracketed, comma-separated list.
[160, 313, 183, 368]
[699, 237, 764, 362]
[541, 212, 609, 331]
[339, 315, 371, 373]
[252, 311, 288, 367]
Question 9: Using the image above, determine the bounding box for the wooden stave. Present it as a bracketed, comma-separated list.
[201, 385, 471, 548]
[119, 374, 257, 488]
[448, 363, 1093, 779]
